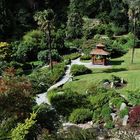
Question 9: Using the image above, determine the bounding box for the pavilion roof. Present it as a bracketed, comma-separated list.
[96, 43, 105, 48]
[90, 48, 110, 55]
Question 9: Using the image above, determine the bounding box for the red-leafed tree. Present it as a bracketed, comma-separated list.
[0, 67, 36, 120]
[129, 105, 140, 126]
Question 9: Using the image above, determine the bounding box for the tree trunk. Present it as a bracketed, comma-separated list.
[48, 22, 53, 71]
[131, 15, 136, 64]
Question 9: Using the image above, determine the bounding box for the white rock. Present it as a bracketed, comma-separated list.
[120, 103, 126, 111]
[110, 113, 117, 121]
[122, 115, 129, 126]
[97, 136, 105, 140]
[63, 123, 77, 127]
[121, 78, 124, 84]
[110, 82, 114, 88]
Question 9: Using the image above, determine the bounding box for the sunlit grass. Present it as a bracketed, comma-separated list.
[63, 49, 140, 95]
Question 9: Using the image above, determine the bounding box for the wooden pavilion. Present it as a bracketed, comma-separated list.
[90, 43, 110, 65]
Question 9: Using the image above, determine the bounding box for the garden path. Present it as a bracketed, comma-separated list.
[36, 58, 112, 105]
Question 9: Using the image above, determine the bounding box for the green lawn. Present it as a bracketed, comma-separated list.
[63, 49, 140, 95]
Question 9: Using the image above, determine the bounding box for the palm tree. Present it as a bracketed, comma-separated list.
[123, 0, 140, 63]
[34, 9, 54, 71]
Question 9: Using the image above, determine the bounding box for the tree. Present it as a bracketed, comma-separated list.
[0, 42, 11, 61]
[15, 30, 46, 63]
[109, 0, 129, 30]
[124, 0, 140, 63]
[0, 67, 35, 120]
[11, 112, 37, 140]
[34, 9, 54, 71]
[66, 12, 83, 39]
[66, 0, 84, 39]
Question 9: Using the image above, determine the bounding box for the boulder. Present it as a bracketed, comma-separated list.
[78, 121, 93, 129]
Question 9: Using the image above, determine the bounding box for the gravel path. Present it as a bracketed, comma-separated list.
[71, 58, 112, 69]
[36, 65, 72, 105]
[36, 58, 112, 105]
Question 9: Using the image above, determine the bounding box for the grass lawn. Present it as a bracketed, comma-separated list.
[63, 49, 140, 95]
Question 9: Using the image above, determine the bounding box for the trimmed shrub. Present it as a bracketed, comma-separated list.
[80, 55, 91, 60]
[64, 59, 71, 65]
[69, 108, 93, 124]
[63, 53, 81, 61]
[71, 64, 92, 76]
[48, 89, 90, 117]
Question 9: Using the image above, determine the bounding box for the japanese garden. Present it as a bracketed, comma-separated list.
[0, 0, 140, 139]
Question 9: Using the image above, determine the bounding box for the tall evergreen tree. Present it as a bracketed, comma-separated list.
[66, 0, 84, 39]
[34, 9, 54, 70]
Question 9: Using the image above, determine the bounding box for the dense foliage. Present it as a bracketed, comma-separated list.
[69, 108, 93, 124]
[0, 0, 140, 139]
[71, 64, 92, 76]
[29, 63, 66, 94]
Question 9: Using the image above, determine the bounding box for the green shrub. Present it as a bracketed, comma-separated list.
[80, 55, 91, 60]
[29, 63, 66, 94]
[92, 105, 112, 124]
[111, 24, 126, 36]
[69, 108, 93, 124]
[105, 120, 114, 129]
[89, 94, 109, 109]
[109, 97, 125, 109]
[63, 53, 81, 61]
[95, 24, 106, 35]
[37, 50, 49, 63]
[93, 108, 102, 123]
[48, 89, 90, 116]
[64, 59, 71, 65]
[127, 90, 140, 106]
[15, 30, 46, 63]
[33, 103, 60, 132]
[119, 108, 129, 119]
[71, 64, 92, 76]
[101, 105, 112, 121]
[38, 50, 61, 64]
[84, 27, 97, 39]
[11, 112, 37, 140]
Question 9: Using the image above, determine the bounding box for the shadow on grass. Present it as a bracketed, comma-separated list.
[103, 68, 127, 73]
[110, 60, 124, 65]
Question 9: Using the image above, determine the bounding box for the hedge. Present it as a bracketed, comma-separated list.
[71, 64, 92, 76]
